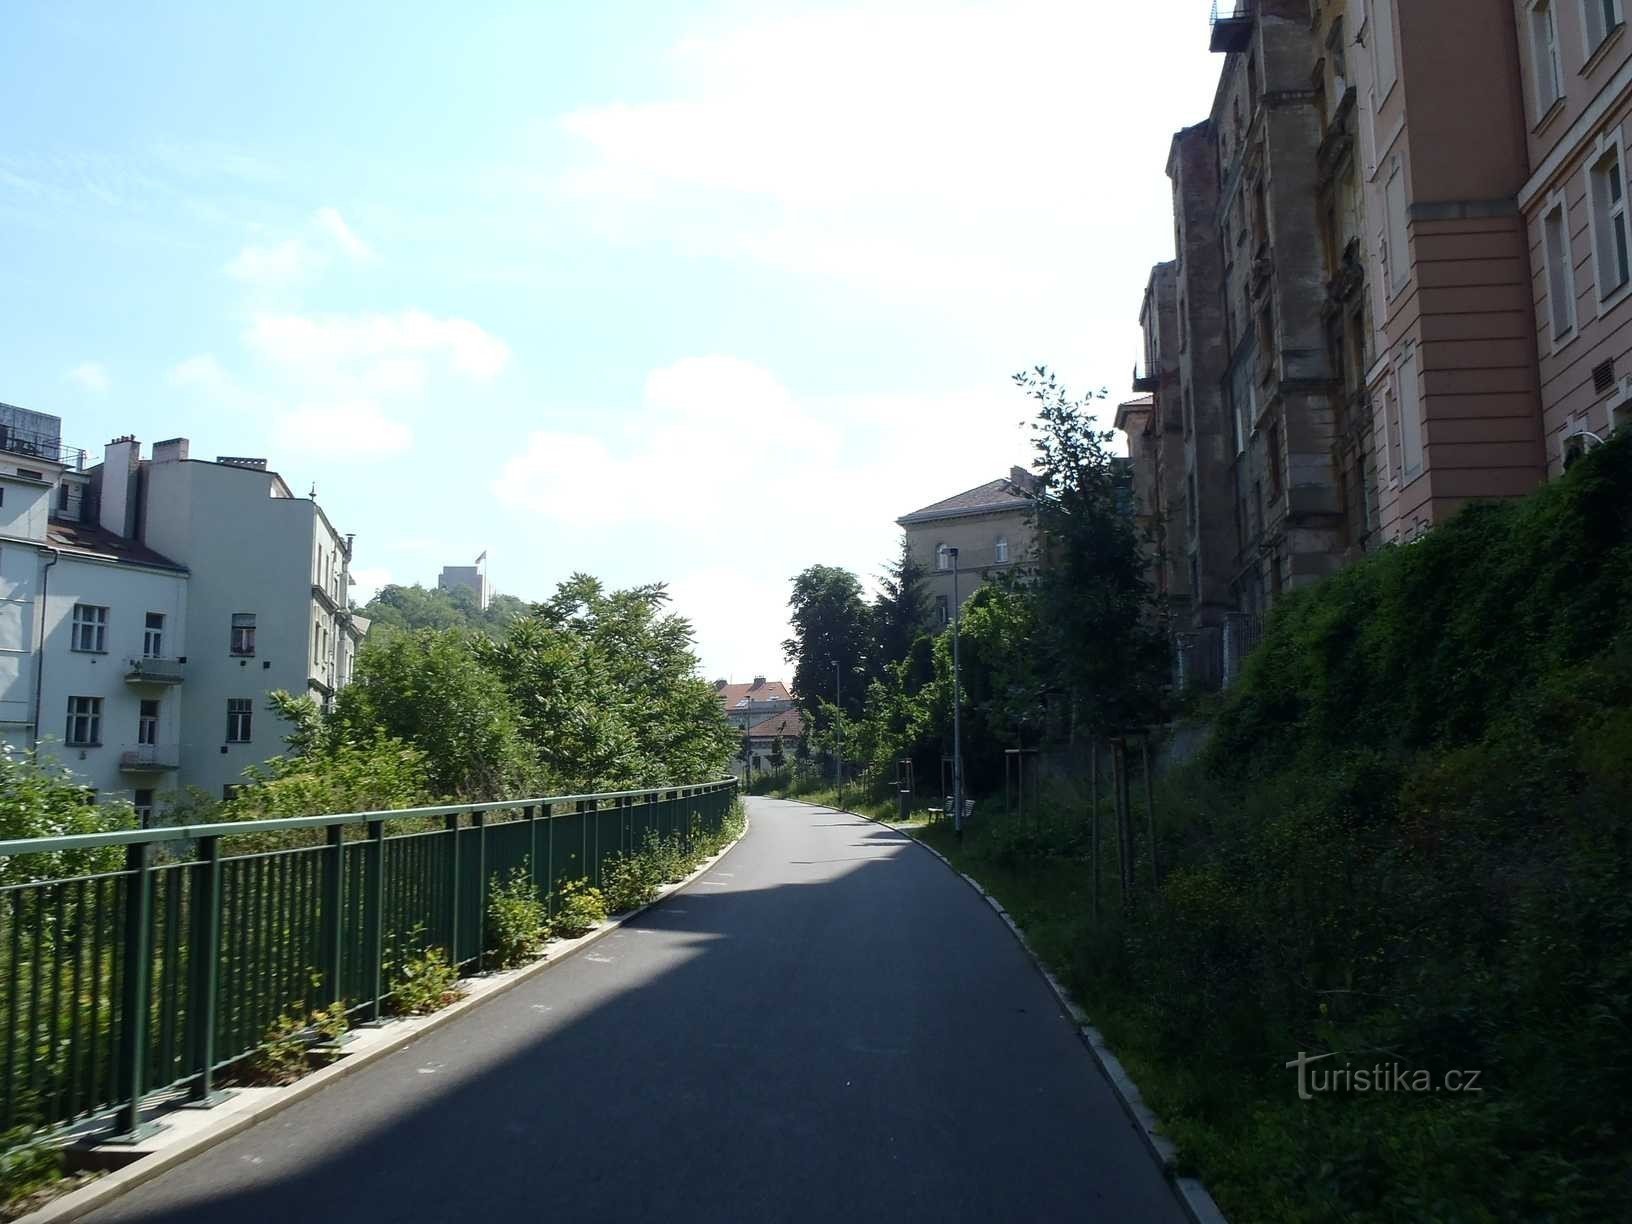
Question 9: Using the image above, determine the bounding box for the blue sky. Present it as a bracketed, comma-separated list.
[1, 0, 1219, 682]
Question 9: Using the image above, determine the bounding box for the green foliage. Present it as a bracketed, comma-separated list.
[485, 868, 545, 969]
[601, 848, 662, 913]
[389, 946, 462, 1016]
[224, 731, 434, 824]
[0, 1126, 63, 1211]
[0, 747, 133, 886]
[548, 878, 606, 939]
[870, 534, 930, 674]
[360, 582, 528, 638]
[334, 630, 537, 799]
[783, 565, 873, 729]
[247, 996, 348, 1086]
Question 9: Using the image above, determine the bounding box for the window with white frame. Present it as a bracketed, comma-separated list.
[1544, 198, 1578, 340]
[1398, 344, 1424, 481]
[1590, 139, 1631, 299]
[935, 544, 952, 571]
[1530, 2, 1564, 118]
[70, 604, 107, 653]
[994, 536, 1009, 564]
[230, 612, 256, 656]
[226, 698, 253, 743]
[143, 612, 164, 659]
[65, 696, 101, 746]
[138, 699, 159, 746]
[1386, 156, 1411, 295]
[133, 788, 154, 828]
[1584, 0, 1625, 52]
[1373, 0, 1398, 98]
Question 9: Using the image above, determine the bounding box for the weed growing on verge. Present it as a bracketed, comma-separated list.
[246, 996, 349, 1085]
[549, 878, 606, 939]
[389, 947, 463, 1016]
[485, 867, 546, 969]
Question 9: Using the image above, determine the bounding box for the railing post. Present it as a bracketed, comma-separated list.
[473, 811, 488, 970]
[445, 813, 461, 966]
[113, 842, 154, 1139]
[542, 803, 554, 920]
[186, 835, 225, 1105]
[525, 805, 539, 906]
[323, 825, 345, 1006]
[365, 820, 386, 1023]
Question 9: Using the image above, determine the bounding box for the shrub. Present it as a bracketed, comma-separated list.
[601, 851, 661, 913]
[389, 947, 462, 1016]
[485, 867, 546, 969]
[0, 1127, 62, 1210]
[246, 998, 348, 1086]
[549, 878, 606, 939]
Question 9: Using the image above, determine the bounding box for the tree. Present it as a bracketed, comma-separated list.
[0, 748, 132, 885]
[783, 565, 873, 725]
[871, 534, 930, 673]
[1014, 367, 1170, 734]
[361, 583, 529, 639]
[769, 734, 787, 771]
[332, 628, 537, 799]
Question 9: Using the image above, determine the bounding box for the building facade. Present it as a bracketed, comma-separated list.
[1513, 0, 1632, 468]
[717, 677, 795, 732]
[897, 468, 1038, 625]
[438, 560, 490, 610]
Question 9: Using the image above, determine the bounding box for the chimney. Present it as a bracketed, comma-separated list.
[751, 675, 766, 689]
[152, 437, 189, 463]
[100, 437, 140, 537]
[1010, 466, 1038, 494]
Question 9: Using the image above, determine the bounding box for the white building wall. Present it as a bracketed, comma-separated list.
[35, 556, 188, 805]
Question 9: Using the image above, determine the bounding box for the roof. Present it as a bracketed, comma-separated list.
[716, 679, 792, 709]
[748, 709, 804, 739]
[47, 521, 188, 573]
[1114, 395, 1155, 433]
[897, 472, 1037, 526]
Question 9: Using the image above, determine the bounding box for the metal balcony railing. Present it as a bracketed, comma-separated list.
[1210, 0, 1254, 52]
[125, 657, 186, 685]
[0, 421, 86, 470]
[118, 744, 181, 771]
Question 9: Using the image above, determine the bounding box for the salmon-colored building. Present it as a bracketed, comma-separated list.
[1512, 0, 1632, 469]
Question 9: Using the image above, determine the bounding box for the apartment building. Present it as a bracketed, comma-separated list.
[1513, 0, 1632, 466]
[108, 437, 364, 800]
[717, 676, 795, 732]
[439, 558, 490, 610]
[897, 468, 1038, 625]
[1130, 262, 1189, 617]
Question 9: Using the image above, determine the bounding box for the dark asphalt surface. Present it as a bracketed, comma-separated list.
[87, 798, 1185, 1223]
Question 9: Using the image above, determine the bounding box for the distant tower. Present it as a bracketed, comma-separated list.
[438, 551, 490, 610]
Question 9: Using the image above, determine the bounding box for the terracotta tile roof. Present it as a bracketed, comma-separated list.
[897, 471, 1038, 525]
[716, 679, 792, 709]
[747, 709, 804, 738]
[47, 521, 187, 572]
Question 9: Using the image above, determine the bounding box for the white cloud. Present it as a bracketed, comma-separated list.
[65, 361, 110, 393]
[225, 207, 376, 288]
[276, 401, 413, 459]
[246, 310, 510, 382]
[348, 566, 393, 603]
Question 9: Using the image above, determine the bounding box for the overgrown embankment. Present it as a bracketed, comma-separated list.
[925, 435, 1632, 1222]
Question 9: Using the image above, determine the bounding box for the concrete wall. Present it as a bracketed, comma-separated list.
[903, 506, 1035, 624]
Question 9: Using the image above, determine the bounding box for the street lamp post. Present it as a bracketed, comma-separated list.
[834, 660, 843, 809]
[949, 547, 964, 837]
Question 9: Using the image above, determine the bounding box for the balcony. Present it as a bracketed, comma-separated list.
[1210, 0, 1254, 53]
[125, 656, 186, 685]
[119, 744, 180, 772]
[0, 415, 86, 470]
[1132, 365, 1160, 393]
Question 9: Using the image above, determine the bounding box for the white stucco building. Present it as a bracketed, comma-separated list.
[0, 406, 365, 820]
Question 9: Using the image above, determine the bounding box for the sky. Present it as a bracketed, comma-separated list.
[0, 0, 1222, 683]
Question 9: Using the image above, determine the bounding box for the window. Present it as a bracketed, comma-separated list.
[138, 699, 159, 746]
[934, 595, 949, 626]
[1268, 421, 1284, 500]
[994, 536, 1010, 564]
[1398, 345, 1424, 481]
[230, 612, 256, 656]
[935, 544, 952, 571]
[133, 789, 154, 828]
[1584, 0, 1624, 51]
[143, 612, 164, 659]
[1187, 471, 1199, 534]
[1531, 2, 1564, 118]
[226, 698, 253, 743]
[1373, 0, 1397, 98]
[1544, 199, 1578, 341]
[1590, 142, 1631, 299]
[70, 604, 107, 653]
[1386, 156, 1411, 295]
[65, 696, 101, 746]
[1184, 385, 1194, 436]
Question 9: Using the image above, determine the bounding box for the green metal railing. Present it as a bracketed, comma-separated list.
[0, 778, 738, 1140]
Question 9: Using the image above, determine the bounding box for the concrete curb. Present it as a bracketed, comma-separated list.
[803, 800, 1228, 1224]
[20, 815, 752, 1224]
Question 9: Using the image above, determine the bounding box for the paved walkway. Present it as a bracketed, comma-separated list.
[87, 798, 1185, 1223]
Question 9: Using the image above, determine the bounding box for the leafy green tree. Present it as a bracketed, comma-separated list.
[769, 735, 787, 771]
[871, 534, 930, 674]
[1015, 366, 1169, 734]
[783, 565, 873, 725]
[361, 583, 528, 639]
[333, 629, 537, 799]
[0, 748, 133, 885]
[224, 736, 434, 822]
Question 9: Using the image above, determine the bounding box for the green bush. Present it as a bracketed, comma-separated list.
[601, 850, 661, 913]
[485, 867, 546, 969]
[246, 998, 348, 1086]
[389, 947, 462, 1016]
[549, 878, 606, 939]
[0, 1126, 62, 1211]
